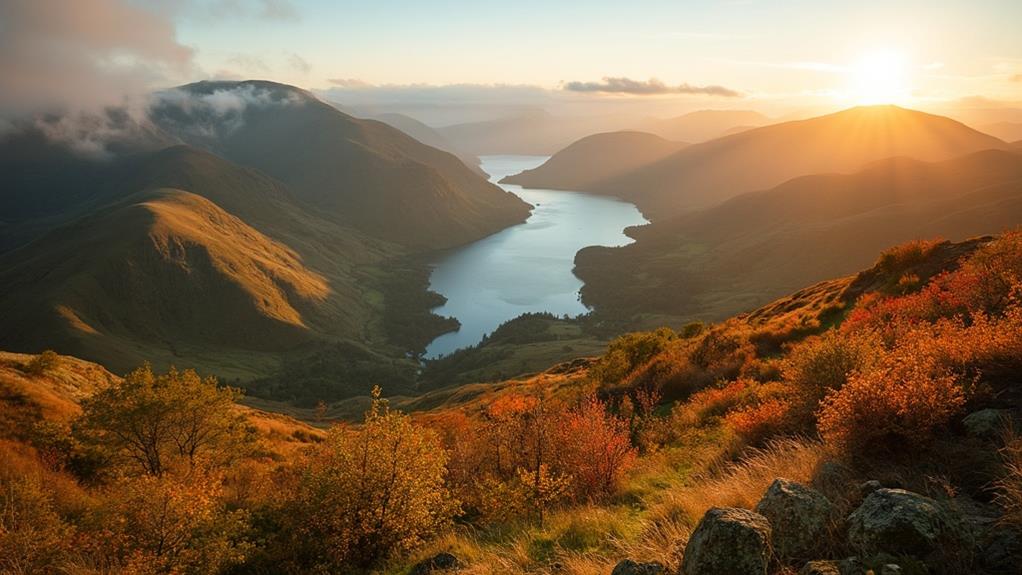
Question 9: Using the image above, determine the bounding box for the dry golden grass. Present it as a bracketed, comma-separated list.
[0, 351, 118, 423]
[657, 437, 830, 527]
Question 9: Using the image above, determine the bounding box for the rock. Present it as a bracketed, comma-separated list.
[610, 559, 665, 575]
[963, 408, 1012, 438]
[681, 507, 771, 575]
[847, 488, 953, 558]
[798, 560, 840, 575]
[754, 478, 833, 558]
[858, 480, 883, 499]
[798, 557, 862, 575]
[410, 552, 460, 575]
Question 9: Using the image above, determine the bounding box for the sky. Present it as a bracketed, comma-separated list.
[3, 0, 1022, 124]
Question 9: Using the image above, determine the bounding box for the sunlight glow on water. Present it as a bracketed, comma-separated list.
[423, 155, 647, 358]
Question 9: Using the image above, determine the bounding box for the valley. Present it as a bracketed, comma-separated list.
[4, 6, 1022, 570]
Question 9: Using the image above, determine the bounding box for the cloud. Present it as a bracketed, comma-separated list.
[328, 78, 373, 88]
[200, 0, 299, 22]
[0, 0, 195, 117]
[287, 53, 311, 75]
[563, 77, 742, 97]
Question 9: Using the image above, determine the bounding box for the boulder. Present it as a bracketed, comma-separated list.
[410, 552, 460, 575]
[610, 559, 665, 575]
[798, 557, 861, 575]
[858, 480, 883, 499]
[681, 507, 771, 575]
[963, 408, 1012, 439]
[798, 560, 840, 575]
[847, 488, 953, 558]
[755, 478, 833, 558]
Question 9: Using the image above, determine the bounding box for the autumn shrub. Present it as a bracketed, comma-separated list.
[0, 475, 74, 575]
[817, 351, 966, 453]
[289, 388, 458, 569]
[875, 238, 944, 276]
[104, 471, 251, 574]
[592, 328, 677, 385]
[782, 329, 884, 423]
[725, 398, 794, 446]
[682, 379, 754, 426]
[554, 395, 637, 502]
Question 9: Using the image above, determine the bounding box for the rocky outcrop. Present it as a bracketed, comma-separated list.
[754, 478, 833, 558]
[963, 408, 1012, 439]
[681, 507, 771, 575]
[410, 552, 460, 574]
[847, 488, 954, 558]
[610, 559, 665, 575]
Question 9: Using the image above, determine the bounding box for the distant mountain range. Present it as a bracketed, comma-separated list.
[436, 111, 636, 156]
[637, 109, 770, 142]
[511, 105, 1011, 218]
[500, 131, 687, 191]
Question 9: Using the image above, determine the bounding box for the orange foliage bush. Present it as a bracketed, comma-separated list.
[817, 351, 965, 453]
[725, 398, 793, 446]
[555, 395, 637, 501]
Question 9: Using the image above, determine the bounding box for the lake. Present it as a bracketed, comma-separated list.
[423, 155, 648, 358]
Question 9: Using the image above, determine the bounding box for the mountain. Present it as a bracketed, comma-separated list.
[500, 131, 687, 191]
[980, 121, 1022, 143]
[0, 188, 338, 375]
[575, 148, 1022, 320]
[371, 112, 484, 175]
[0, 140, 411, 382]
[150, 80, 530, 249]
[638, 109, 770, 142]
[437, 111, 634, 156]
[583, 105, 1012, 218]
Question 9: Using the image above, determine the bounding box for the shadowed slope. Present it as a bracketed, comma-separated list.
[152, 80, 530, 249]
[372, 112, 484, 175]
[500, 131, 687, 191]
[0, 189, 335, 375]
[576, 149, 1022, 320]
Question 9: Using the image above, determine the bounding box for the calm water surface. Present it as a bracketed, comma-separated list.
[423, 155, 647, 358]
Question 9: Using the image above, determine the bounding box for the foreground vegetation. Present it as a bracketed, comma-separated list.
[3, 232, 1022, 574]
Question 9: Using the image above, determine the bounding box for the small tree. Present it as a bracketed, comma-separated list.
[555, 395, 637, 501]
[291, 387, 458, 569]
[75, 365, 252, 477]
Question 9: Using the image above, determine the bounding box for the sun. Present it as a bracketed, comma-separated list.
[847, 50, 912, 105]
